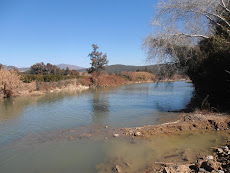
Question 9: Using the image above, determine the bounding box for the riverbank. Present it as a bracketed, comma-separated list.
[1, 67, 190, 99]
[121, 111, 230, 138]
[13, 83, 90, 97]
[119, 111, 230, 173]
[7, 77, 189, 99]
[144, 140, 230, 173]
[2, 109, 229, 173]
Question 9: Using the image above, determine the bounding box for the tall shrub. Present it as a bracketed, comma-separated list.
[0, 69, 23, 98]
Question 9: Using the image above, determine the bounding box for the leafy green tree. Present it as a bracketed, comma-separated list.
[88, 44, 108, 73]
[30, 62, 62, 75]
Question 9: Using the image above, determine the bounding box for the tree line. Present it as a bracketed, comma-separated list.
[144, 0, 230, 111]
[20, 62, 79, 82]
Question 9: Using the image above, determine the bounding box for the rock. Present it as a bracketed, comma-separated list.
[68, 136, 75, 141]
[206, 155, 214, 160]
[163, 167, 172, 173]
[134, 132, 141, 136]
[189, 164, 199, 171]
[199, 168, 209, 172]
[79, 133, 92, 139]
[217, 171, 224, 173]
[105, 125, 108, 128]
[113, 134, 119, 137]
[217, 148, 224, 154]
[176, 165, 191, 172]
[112, 165, 122, 173]
[222, 146, 229, 152]
[200, 160, 221, 172]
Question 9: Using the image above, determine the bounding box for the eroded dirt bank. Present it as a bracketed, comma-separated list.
[121, 112, 230, 138]
[119, 112, 230, 173]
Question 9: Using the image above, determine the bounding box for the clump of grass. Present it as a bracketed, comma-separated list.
[91, 72, 126, 86]
[121, 71, 157, 81]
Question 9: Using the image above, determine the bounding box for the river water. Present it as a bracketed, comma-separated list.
[0, 82, 228, 172]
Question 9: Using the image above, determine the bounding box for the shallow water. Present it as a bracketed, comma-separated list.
[1, 81, 215, 173]
[0, 131, 229, 173]
[0, 82, 193, 147]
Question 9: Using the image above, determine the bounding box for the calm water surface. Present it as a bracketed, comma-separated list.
[2, 82, 226, 173]
[0, 82, 193, 147]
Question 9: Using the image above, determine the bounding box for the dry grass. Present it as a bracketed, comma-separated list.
[171, 74, 190, 81]
[0, 69, 24, 98]
[78, 72, 157, 87]
[36, 79, 78, 91]
[78, 76, 92, 86]
[0, 69, 160, 99]
[91, 72, 126, 86]
[121, 71, 157, 82]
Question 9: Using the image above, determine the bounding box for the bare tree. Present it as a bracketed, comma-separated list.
[144, 0, 230, 64]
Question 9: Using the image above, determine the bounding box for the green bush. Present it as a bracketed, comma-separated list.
[21, 74, 77, 83]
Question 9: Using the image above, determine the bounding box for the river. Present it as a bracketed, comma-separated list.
[0, 82, 228, 172]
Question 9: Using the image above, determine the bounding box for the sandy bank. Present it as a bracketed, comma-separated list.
[13, 84, 90, 98]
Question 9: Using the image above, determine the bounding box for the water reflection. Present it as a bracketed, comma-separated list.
[0, 90, 90, 120]
[0, 96, 40, 120]
[91, 88, 110, 124]
[0, 82, 194, 147]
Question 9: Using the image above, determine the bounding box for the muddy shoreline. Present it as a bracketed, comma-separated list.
[3, 112, 230, 173]
[120, 112, 230, 173]
[121, 112, 230, 138]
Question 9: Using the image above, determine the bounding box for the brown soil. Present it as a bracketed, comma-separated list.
[121, 112, 230, 139]
[119, 112, 230, 173]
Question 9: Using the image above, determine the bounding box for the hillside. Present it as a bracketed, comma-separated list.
[79, 64, 184, 75]
[2, 63, 184, 75]
[1, 64, 84, 72]
[57, 64, 84, 70]
[3, 65, 30, 72]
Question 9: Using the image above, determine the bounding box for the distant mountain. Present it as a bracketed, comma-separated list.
[3, 65, 30, 72]
[106, 64, 159, 74]
[79, 64, 162, 73]
[79, 64, 185, 75]
[57, 64, 84, 70]
[1, 63, 84, 72]
[2, 63, 184, 75]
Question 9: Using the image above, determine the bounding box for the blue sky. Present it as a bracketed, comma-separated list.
[0, 0, 157, 68]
